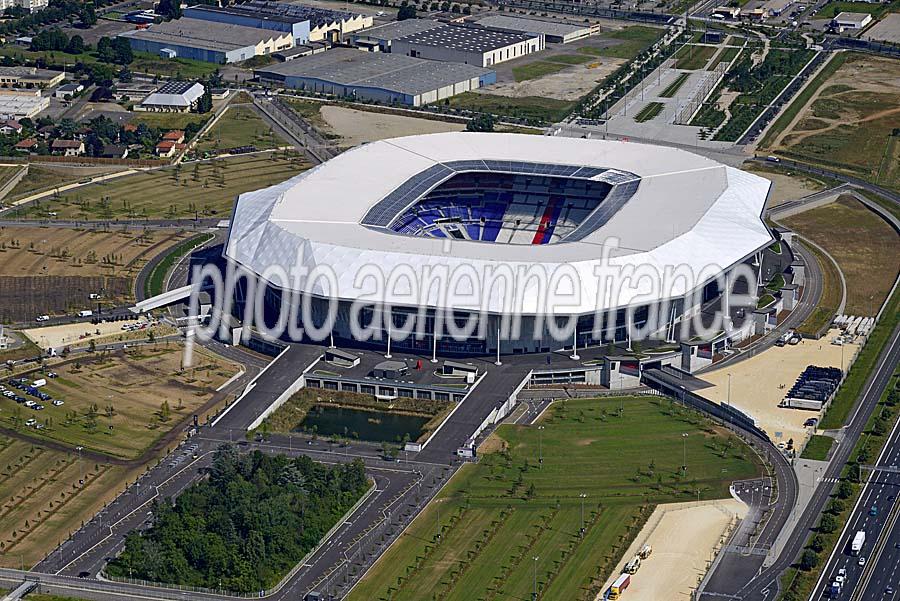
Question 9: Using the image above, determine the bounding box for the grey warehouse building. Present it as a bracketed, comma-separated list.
[349, 18, 444, 52]
[474, 15, 597, 43]
[392, 24, 544, 67]
[254, 48, 496, 106]
[119, 17, 293, 63]
[183, 4, 312, 44]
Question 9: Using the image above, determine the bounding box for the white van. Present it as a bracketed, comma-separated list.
[36, 315, 50, 322]
[78, 310, 93, 317]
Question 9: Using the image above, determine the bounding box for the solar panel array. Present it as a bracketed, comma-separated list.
[361, 160, 611, 228]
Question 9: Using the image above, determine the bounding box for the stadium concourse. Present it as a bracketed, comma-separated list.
[223, 132, 776, 357]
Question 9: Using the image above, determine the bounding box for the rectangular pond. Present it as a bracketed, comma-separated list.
[295, 405, 429, 443]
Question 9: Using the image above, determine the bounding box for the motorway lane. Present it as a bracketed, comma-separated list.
[736, 320, 900, 601]
[809, 322, 900, 600]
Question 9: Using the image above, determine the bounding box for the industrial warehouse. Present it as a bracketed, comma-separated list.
[391, 24, 544, 66]
[254, 48, 495, 106]
[473, 15, 598, 43]
[119, 17, 295, 63]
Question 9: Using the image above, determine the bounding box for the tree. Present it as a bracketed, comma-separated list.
[156, 0, 181, 20]
[159, 400, 170, 421]
[79, 4, 97, 28]
[810, 534, 825, 553]
[397, 3, 416, 19]
[65, 34, 84, 54]
[799, 549, 819, 571]
[837, 480, 854, 500]
[466, 113, 494, 132]
[819, 513, 837, 533]
[195, 86, 213, 114]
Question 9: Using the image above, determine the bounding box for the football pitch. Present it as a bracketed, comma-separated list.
[349, 396, 762, 601]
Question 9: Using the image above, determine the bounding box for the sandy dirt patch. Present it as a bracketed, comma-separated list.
[319, 105, 464, 146]
[744, 166, 828, 206]
[22, 318, 168, 349]
[863, 14, 900, 44]
[480, 58, 626, 101]
[477, 432, 507, 454]
[699, 329, 860, 444]
[598, 499, 747, 601]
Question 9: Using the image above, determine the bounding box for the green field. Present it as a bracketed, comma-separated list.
[634, 102, 664, 123]
[709, 46, 741, 69]
[816, 0, 898, 18]
[446, 92, 575, 125]
[6, 165, 123, 201]
[759, 53, 849, 150]
[130, 112, 209, 132]
[674, 45, 718, 70]
[196, 106, 286, 152]
[0, 45, 217, 79]
[659, 72, 689, 98]
[512, 61, 569, 82]
[14, 154, 307, 221]
[800, 434, 834, 460]
[349, 396, 762, 601]
[581, 26, 664, 60]
[144, 233, 214, 298]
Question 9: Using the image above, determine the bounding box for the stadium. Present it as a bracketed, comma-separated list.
[223, 133, 775, 356]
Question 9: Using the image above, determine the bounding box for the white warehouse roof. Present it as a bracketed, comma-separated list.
[225, 133, 773, 314]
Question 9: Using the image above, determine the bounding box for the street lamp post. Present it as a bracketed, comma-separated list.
[579, 493, 587, 537]
[682, 433, 689, 475]
[532, 555, 539, 601]
[538, 425, 545, 468]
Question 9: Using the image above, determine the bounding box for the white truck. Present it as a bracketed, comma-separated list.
[851, 530, 866, 556]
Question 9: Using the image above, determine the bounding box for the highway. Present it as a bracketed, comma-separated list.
[808, 321, 900, 600]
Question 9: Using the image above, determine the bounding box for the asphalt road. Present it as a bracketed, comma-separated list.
[807, 321, 900, 600]
[732, 320, 900, 600]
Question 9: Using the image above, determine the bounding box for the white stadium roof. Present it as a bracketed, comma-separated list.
[225, 133, 773, 314]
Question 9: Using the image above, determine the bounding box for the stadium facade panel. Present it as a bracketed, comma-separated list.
[224, 133, 773, 355]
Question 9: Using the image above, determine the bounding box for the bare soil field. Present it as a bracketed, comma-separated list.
[598, 499, 747, 601]
[783, 195, 900, 315]
[318, 105, 465, 146]
[0, 437, 136, 568]
[744, 164, 829, 206]
[480, 57, 626, 101]
[772, 53, 900, 192]
[0, 344, 239, 459]
[701, 330, 861, 445]
[0, 227, 192, 321]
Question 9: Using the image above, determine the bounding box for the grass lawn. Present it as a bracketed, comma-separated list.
[144, 232, 214, 298]
[0, 437, 133, 568]
[547, 54, 594, 65]
[1, 345, 237, 459]
[772, 53, 900, 192]
[512, 60, 569, 82]
[797, 243, 843, 337]
[0, 164, 23, 188]
[15, 153, 307, 221]
[348, 396, 762, 601]
[583, 26, 664, 60]
[783, 195, 900, 315]
[820, 285, 900, 430]
[674, 45, 718, 70]
[130, 112, 209, 132]
[6, 165, 122, 201]
[800, 434, 834, 460]
[0, 45, 217, 79]
[446, 92, 575, 125]
[816, 0, 898, 18]
[634, 102, 664, 122]
[195, 106, 286, 152]
[709, 46, 741, 69]
[659, 72, 690, 98]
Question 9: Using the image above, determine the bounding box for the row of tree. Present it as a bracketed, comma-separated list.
[30, 29, 132, 65]
[106, 446, 369, 593]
